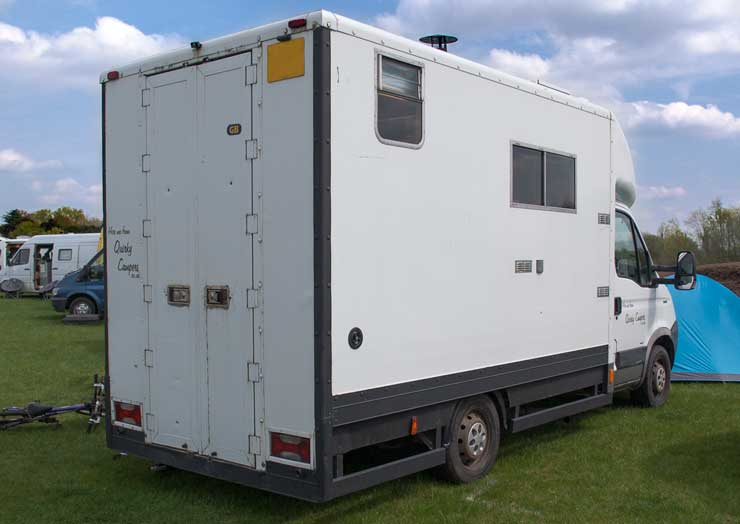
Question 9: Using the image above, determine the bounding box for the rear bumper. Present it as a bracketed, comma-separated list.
[108, 428, 325, 502]
[51, 297, 67, 312]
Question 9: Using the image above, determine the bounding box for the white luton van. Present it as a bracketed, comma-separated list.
[4, 233, 100, 293]
[103, 11, 697, 501]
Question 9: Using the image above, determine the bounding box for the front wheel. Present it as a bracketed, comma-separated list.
[632, 345, 671, 407]
[69, 297, 96, 316]
[439, 395, 500, 483]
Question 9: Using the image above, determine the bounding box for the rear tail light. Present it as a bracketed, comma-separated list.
[114, 401, 142, 428]
[270, 432, 311, 464]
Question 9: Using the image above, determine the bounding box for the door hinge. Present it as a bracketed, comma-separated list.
[246, 64, 257, 85]
[145, 412, 155, 432]
[143, 285, 152, 303]
[247, 362, 261, 383]
[142, 219, 152, 238]
[246, 214, 258, 235]
[141, 154, 151, 173]
[144, 348, 154, 368]
[247, 288, 260, 309]
[246, 139, 258, 160]
[248, 435, 261, 455]
[141, 88, 151, 107]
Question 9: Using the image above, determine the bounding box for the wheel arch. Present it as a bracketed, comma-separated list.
[639, 327, 676, 385]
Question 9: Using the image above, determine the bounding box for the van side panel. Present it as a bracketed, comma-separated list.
[259, 34, 316, 439]
[104, 75, 149, 411]
[330, 32, 612, 395]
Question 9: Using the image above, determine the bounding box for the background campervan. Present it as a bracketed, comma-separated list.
[5, 233, 100, 293]
[0, 237, 28, 281]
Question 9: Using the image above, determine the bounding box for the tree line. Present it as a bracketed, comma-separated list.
[0, 208, 102, 238]
[643, 199, 740, 266]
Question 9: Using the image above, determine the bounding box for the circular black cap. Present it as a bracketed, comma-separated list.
[348, 327, 364, 350]
[420, 34, 458, 51]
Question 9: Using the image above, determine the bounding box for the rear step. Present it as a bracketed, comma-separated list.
[510, 393, 611, 433]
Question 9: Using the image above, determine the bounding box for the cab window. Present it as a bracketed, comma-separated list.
[9, 248, 29, 266]
[615, 211, 652, 286]
[87, 251, 104, 281]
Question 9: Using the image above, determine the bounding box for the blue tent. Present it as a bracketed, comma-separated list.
[669, 275, 740, 381]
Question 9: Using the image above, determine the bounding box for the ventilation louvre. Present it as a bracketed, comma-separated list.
[598, 213, 611, 225]
[597, 286, 610, 298]
[515, 260, 533, 274]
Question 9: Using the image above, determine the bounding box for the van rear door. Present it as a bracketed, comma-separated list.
[145, 51, 260, 467]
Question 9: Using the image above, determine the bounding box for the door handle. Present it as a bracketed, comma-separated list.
[24, 268, 30, 271]
[614, 297, 622, 316]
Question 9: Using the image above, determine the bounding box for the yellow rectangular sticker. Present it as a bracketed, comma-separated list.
[267, 38, 305, 83]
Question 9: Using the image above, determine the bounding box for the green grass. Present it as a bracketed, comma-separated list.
[1, 298, 739, 524]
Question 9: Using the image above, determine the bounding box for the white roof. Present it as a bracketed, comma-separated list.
[23, 233, 100, 244]
[102, 10, 611, 120]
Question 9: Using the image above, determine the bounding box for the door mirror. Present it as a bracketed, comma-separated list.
[675, 251, 696, 290]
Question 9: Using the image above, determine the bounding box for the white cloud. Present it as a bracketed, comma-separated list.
[0, 17, 184, 89]
[639, 185, 689, 200]
[627, 101, 740, 136]
[0, 149, 62, 172]
[35, 177, 102, 213]
[376, 0, 740, 136]
[488, 49, 550, 81]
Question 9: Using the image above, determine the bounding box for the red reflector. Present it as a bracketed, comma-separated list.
[107, 71, 120, 81]
[114, 401, 142, 427]
[270, 432, 311, 464]
[288, 18, 307, 29]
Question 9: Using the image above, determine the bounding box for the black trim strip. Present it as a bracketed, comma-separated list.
[511, 393, 611, 433]
[332, 345, 608, 426]
[330, 448, 446, 499]
[615, 346, 646, 369]
[313, 26, 333, 501]
[102, 82, 114, 447]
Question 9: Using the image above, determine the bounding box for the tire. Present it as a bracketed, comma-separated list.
[69, 297, 96, 317]
[439, 395, 501, 483]
[632, 345, 671, 407]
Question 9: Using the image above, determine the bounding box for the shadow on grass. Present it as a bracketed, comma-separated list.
[103, 452, 419, 524]
[645, 431, 740, 510]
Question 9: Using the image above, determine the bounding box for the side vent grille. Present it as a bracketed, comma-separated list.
[597, 286, 610, 298]
[598, 213, 611, 225]
[515, 260, 533, 274]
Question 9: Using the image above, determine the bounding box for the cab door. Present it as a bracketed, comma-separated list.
[612, 210, 654, 386]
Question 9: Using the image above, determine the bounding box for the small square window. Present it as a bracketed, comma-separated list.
[512, 144, 576, 211]
[58, 249, 73, 261]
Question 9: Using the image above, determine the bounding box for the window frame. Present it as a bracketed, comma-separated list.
[510, 141, 577, 214]
[615, 210, 655, 288]
[57, 248, 73, 262]
[374, 51, 425, 149]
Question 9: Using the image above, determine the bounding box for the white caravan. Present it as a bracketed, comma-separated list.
[0, 237, 28, 281]
[103, 11, 696, 501]
[5, 233, 100, 293]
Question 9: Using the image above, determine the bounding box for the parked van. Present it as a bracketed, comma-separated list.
[51, 250, 105, 317]
[5, 233, 100, 293]
[0, 237, 28, 281]
[103, 11, 696, 501]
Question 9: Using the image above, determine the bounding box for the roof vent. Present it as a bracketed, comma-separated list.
[419, 34, 458, 52]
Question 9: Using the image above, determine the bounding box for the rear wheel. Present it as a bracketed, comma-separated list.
[69, 297, 96, 317]
[632, 345, 671, 407]
[439, 396, 500, 483]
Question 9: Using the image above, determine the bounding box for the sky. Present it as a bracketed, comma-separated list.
[1, 0, 740, 232]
